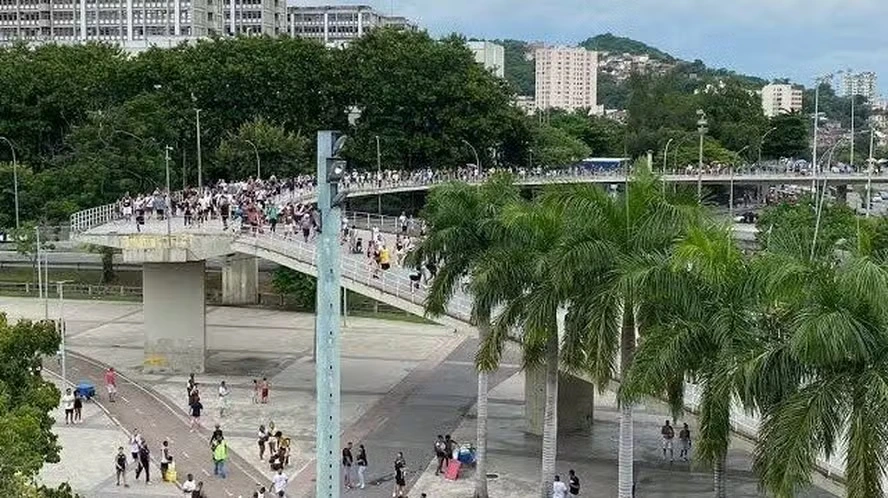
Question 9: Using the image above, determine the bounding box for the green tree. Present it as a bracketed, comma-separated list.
[492, 39, 535, 96]
[548, 171, 701, 497]
[411, 175, 521, 498]
[531, 124, 591, 167]
[756, 197, 857, 256]
[622, 225, 761, 497]
[0, 313, 69, 496]
[271, 267, 316, 309]
[579, 33, 675, 61]
[762, 112, 809, 160]
[217, 117, 311, 179]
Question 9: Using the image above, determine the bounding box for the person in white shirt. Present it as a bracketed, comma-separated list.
[552, 474, 568, 498]
[61, 388, 75, 425]
[218, 381, 230, 418]
[271, 469, 288, 495]
[182, 473, 196, 495]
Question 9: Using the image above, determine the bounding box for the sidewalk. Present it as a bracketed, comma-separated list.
[408, 368, 842, 498]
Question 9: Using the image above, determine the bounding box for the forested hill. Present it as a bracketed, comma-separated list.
[579, 33, 675, 61]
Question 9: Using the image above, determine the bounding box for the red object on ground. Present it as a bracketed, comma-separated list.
[444, 460, 461, 480]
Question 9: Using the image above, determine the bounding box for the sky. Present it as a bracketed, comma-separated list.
[292, 0, 888, 96]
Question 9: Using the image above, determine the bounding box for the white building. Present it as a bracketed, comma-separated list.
[513, 95, 535, 115]
[534, 46, 598, 112]
[0, 0, 284, 49]
[761, 83, 803, 118]
[842, 71, 878, 103]
[467, 40, 504, 78]
[286, 4, 415, 47]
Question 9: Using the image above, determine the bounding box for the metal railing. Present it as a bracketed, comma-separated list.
[233, 228, 474, 324]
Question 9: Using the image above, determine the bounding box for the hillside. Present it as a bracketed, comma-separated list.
[579, 33, 675, 61]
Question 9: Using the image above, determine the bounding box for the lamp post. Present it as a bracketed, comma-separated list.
[662, 137, 675, 176]
[375, 135, 381, 215]
[245, 139, 261, 180]
[56, 280, 71, 384]
[315, 131, 345, 498]
[462, 139, 481, 170]
[0, 136, 19, 229]
[696, 109, 708, 201]
[194, 108, 203, 191]
[758, 126, 777, 164]
[867, 127, 875, 217]
[164, 146, 172, 243]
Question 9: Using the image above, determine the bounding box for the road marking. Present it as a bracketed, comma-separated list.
[120, 395, 130, 403]
[182, 451, 190, 460]
[135, 408, 143, 415]
[224, 490, 234, 496]
[201, 468, 210, 476]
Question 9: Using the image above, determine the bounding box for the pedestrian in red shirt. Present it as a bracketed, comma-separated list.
[104, 367, 118, 402]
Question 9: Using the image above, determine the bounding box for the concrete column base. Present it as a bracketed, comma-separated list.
[221, 254, 259, 305]
[525, 368, 595, 436]
[836, 185, 848, 206]
[143, 262, 206, 373]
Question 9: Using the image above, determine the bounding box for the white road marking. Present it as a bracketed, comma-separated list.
[182, 451, 190, 460]
[224, 490, 234, 496]
[120, 395, 130, 403]
[201, 468, 210, 476]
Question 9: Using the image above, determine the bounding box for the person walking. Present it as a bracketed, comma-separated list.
[104, 367, 118, 402]
[553, 475, 568, 498]
[568, 469, 580, 496]
[129, 430, 142, 462]
[678, 423, 692, 462]
[252, 379, 260, 404]
[258, 424, 269, 460]
[189, 397, 203, 432]
[434, 435, 446, 475]
[61, 388, 75, 425]
[160, 440, 172, 481]
[73, 391, 83, 423]
[115, 446, 130, 488]
[260, 377, 270, 404]
[661, 419, 675, 462]
[182, 473, 197, 495]
[443, 434, 456, 469]
[212, 436, 229, 478]
[135, 442, 151, 484]
[356, 444, 368, 489]
[271, 468, 288, 496]
[342, 441, 354, 489]
[218, 380, 230, 418]
[392, 452, 407, 498]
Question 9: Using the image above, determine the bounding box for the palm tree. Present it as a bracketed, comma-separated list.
[410, 174, 520, 498]
[745, 234, 888, 498]
[621, 224, 763, 497]
[473, 194, 579, 498]
[548, 170, 702, 498]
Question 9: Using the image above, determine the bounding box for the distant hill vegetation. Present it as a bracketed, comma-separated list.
[579, 32, 675, 61]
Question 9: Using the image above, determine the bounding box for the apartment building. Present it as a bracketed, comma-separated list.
[222, 0, 285, 37]
[286, 4, 415, 46]
[0, 0, 225, 47]
[534, 46, 598, 112]
[467, 40, 504, 78]
[842, 71, 878, 103]
[760, 83, 803, 117]
[0, 0, 284, 49]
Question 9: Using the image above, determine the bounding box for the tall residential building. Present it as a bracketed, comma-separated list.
[222, 0, 286, 36]
[286, 4, 415, 46]
[761, 83, 803, 117]
[534, 46, 598, 112]
[467, 40, 504, 78]
[842, 71, 878, 103]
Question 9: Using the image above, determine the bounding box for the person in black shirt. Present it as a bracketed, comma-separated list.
[135, 443, 150, 483]
[115, 446, 129, 487]
[393, 452, 407, 498]
[568, 469, 580, 496]
[341, 442, 354, 489]
[443, 434, 456, 468]
[356, 444, 368, 489]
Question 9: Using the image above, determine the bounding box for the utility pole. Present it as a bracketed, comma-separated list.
[0, 136, 19, 229]
[375, 135, 381, 215]
[195, 108, 203, 191]
[696, 109, 708, 201]
[315, 131, 344, 498]
[164, 146, 172, 244]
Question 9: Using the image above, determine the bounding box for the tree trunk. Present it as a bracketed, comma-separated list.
[474, 321, 491, 498]
[713, 454, 726, 498]
[618, 306, 636, 498]
[539, 332, 559, 498]
[101, 248, 115, 283]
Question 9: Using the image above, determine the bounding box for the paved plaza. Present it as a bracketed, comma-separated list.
[0, 296, 842, 497]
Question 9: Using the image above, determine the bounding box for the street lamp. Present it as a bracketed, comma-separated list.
[375, 135, 381, 215]
[194, 108, 203, 191]
[0, 136, 19, 229]
[164, 146, 172, 243]
[758, 127, 777, 164]
[245, 139, 261, 180]
[462, 139, 481, 170]
[696, 109, 708, 201]
[662, 137, 675, 177]
[56, 280, 72, 384]
[812, 73, 833, 176]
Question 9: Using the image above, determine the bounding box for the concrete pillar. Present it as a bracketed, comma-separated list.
[221, 254, 259, 305]
[525, 369, 595, 436]
[143, 262, 206, 373]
